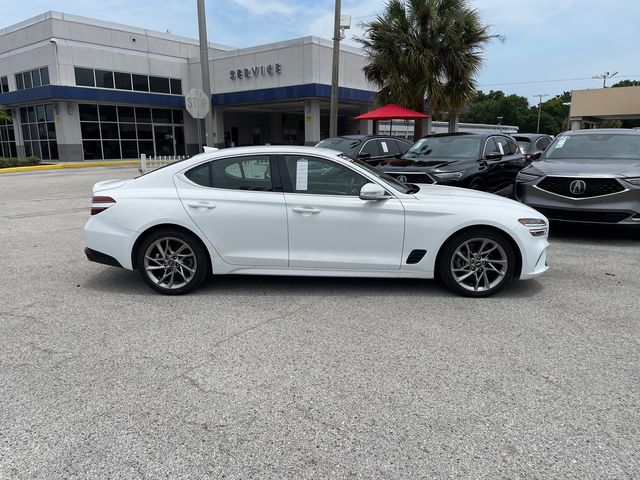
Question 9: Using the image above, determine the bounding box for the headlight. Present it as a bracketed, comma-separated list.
[623, 177, 640, 186]
[519, 218, 547, 237]
[516, 172, 540, 182]
[432, 171, 464, 181]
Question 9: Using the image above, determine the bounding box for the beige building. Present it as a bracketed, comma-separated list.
[569, 86, 640, 129]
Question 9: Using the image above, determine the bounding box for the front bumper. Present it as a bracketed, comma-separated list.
[515, 178, 640, 224]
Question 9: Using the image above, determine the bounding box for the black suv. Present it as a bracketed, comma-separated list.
[315, 135, 413, 162]
[379, 132, 526, 192]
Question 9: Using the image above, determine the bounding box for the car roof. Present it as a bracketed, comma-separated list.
[322, 135, 412, 141]
[419, 132, 498, 140]
[559, 128, 640, 136]
[512, 133, 551, 140]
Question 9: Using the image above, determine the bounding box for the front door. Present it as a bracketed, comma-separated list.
[278, 154, 405, 270]
[154, 125, 174, 156]
[174, 154, 288, 267]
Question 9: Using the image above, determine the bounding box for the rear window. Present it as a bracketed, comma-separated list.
[315, 138, 361, 155]
[545, 134, 640, 160]
[515, 140, 532, 154]
[405, 136, 481, 159]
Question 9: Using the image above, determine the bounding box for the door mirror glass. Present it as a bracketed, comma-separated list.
[485, 152, 503, 161]
[358, 152, 371, 160]
[359, 183, 388, 200]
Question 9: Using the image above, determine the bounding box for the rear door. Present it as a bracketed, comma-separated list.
[174, 154, 289, 267]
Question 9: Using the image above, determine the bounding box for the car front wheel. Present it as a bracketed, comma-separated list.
[137, 229, 208, 295]
[438, 228, 516, 297]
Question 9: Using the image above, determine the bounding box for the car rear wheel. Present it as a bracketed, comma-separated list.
[438, 228, 516, 297]
[137, 229, 208, 295]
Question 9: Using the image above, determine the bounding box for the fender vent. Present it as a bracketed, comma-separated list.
[406, 249, 426, 264]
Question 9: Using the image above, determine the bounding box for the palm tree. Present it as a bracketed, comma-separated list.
[358, 0, 499, 138]
[0, 106, 11, 123]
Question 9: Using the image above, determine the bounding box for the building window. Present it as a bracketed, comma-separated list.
[78, 103, 185, 160]
[0, 112, 18, 158]
[19, 104, 58, 160]
[74, 67, 182, 95]
[1, 76, 9, 93]
[15, 67, 50, 91]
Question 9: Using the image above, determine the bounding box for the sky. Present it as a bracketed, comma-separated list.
[3, 0, 640, 107]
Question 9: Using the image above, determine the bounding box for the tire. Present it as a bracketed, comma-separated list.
[137, 228, 209, 295]
[468, 177, 485, 191]
[437, 228, 516, 297]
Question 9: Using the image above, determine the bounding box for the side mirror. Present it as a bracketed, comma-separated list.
[485, 152, 503, 161]
[532, 151, 543, 160]
[359, 183, 389, 201]
[358, 152, 371, 160]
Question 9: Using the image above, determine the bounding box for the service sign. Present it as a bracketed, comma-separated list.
[185, 88, 210, 119]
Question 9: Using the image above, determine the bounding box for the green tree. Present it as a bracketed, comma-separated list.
[0, 106, 11, 123]
[610, 80, 640, 88]
[358, 0, 499, 139]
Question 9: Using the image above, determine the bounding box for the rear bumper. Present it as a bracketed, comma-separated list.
[85, 247, 123, 268]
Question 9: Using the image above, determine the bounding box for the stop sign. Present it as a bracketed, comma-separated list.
[185, 88, 210, 119]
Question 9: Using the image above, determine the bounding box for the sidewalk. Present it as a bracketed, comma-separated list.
[0, 159, 139, 174]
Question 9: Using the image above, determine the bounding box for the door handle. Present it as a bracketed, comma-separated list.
[187, 201, 216, 210]
[292, 207, 321, 214]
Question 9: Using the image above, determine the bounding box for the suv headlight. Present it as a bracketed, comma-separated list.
[516, 172, 540, 182]
[623, 177, 640, 186]
[432, 171, 464, 181]
[519, 218, 547, 237]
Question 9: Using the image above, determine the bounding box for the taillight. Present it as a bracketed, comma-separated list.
[91, 196, 116, 215]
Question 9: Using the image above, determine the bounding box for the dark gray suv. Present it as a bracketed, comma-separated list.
[515, 129, 640, 225]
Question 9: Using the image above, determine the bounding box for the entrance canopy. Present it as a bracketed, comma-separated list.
[355, 103, 430, 120]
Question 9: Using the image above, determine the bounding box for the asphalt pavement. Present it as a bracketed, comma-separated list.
[1, 167, 638, 479]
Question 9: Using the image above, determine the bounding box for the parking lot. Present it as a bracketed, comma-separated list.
[1, 166, 639, 479]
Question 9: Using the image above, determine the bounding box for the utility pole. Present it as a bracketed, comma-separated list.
[533, 93, 549, 133]
[329, 0, 341, 138]
[592, 71, 618, 88]
[197, 0, 215, 147]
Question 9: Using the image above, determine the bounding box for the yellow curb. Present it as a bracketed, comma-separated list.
[0, 160, 139, 173]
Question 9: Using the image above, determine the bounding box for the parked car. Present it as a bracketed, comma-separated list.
[379, 132, 526, 193]
[515, 129, 640, 225]
[84, 146, 548, 297]
[315, 135, 413, 162]
[512, 133, 553, 162]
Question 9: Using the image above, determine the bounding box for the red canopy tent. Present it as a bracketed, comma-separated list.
[355, 104, 430, 136]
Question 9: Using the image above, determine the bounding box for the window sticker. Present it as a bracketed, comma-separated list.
[296, 159, 308, 191]
[380, 141, 389, 153]
[497, 141, 504, 155]
[556, 136, 569, 148]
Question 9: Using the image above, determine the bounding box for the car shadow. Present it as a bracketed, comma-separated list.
[82, 268, 545, 299]
[549, 222, 639, 245]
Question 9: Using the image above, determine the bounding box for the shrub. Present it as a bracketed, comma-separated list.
[0, 156, 41, 169]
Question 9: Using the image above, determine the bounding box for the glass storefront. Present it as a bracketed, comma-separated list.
[0, 114, 17, 158]
[19, 104, 58, 160]
[79, 103, 185, 160]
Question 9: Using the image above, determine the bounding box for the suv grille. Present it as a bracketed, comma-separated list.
[533, 207, 631, 224]
[387, 172, 435, 184]
[537, 177, 624, 198]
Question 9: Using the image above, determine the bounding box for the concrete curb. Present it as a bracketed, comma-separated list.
[0, 160, 139, 174]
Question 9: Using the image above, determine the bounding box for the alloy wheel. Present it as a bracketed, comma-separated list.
[143, 237, 197, 290]
[450, 238, 508, 292]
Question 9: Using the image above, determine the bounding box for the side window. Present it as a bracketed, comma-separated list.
[396, 139, 412, 154]
[484, 137, 499, 156]
[379, 139, 399, 156]
[536, 137, 550, 150]
[505, 138, 519, 155]
[282, 155, 369, 196]
[493, 136, 514, 155]
[359, 140, 380, 158]
[185, 155, 272, 191]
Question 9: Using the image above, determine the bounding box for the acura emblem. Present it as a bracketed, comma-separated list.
[396, 175, 408, 183]
[569, 179, 587, 195]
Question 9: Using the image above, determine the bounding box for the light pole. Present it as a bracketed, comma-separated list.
[329, 0, 341, 138]
[592, 71, 618, 88]
[562, 101, 571, 130]
[533, 93, 549, 133]
[197, 0, 215, 147]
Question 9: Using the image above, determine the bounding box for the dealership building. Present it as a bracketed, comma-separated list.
[0, 11, 378, 161]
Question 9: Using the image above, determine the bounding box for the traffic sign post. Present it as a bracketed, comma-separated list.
[185, 89, 210, 153]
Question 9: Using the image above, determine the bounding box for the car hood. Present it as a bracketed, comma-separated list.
[527, 157, 640, 177]
[382, 157, 471, 171]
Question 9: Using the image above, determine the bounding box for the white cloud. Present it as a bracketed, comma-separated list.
[230, 0, 300, 17]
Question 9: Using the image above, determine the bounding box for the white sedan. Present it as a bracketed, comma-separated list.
[84, 146, 549, 297]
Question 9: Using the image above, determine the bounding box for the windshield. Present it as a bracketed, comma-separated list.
[545, 133, 640, 160]
[341, 154, 412, 194]
[316, 138, 361, 155]
[404, 136, 481, 159]
[515, 140, 532, 154]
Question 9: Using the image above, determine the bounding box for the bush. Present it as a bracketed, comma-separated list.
[0, 156, 41, 169]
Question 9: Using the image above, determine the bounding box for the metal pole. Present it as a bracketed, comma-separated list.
[197, 0, 215, 147]
[533, 93, 548, 133]
[329, 0, 341, 138]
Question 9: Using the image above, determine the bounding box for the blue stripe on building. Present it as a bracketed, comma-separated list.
[0, 84, 375, 107]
